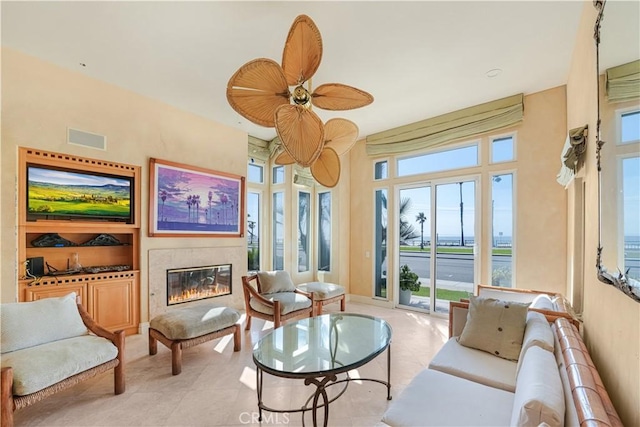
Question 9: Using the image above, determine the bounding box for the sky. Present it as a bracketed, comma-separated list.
[29, 166, 129, 187]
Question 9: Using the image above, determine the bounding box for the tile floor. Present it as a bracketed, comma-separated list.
[13, 302, 449, 427]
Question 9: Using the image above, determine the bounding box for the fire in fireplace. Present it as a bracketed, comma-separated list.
[166, 264, 231, 305]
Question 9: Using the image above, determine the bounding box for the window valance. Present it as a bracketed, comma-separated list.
[248, 136, 271, 161]
[606, 60, 640, 103]
[365, 93, 524, 156]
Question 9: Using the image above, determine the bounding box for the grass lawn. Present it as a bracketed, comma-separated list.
[400, 246, 512, 256]
[413, 286, 472, 301]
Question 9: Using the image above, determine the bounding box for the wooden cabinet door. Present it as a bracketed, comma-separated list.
[24, 284, 86, 304]
[88, 276, 139, 334]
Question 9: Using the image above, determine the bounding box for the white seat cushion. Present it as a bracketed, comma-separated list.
[250, 292, 311, 315]
[150, 305, 240, 340]
[297, 282, 345, 300]
[1, 335, 118, 396]
[382, 369, 514, 427]
[429, 337, 518, 392]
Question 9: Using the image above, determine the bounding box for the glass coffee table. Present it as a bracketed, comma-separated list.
[253, 313, 392, 427]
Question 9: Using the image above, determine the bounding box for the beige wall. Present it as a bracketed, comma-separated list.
[1, 48, 249, 324]
[348, 86, 568, 302]
[565, 3, 640, 425]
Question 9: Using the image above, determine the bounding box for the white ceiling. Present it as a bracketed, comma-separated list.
[2, 1, 638, 142]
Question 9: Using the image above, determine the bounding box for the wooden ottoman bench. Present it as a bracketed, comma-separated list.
[296, 282, 346, 315]
[149, 304, 241, 375]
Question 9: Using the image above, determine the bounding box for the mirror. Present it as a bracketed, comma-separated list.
[595, 0, 640, 301]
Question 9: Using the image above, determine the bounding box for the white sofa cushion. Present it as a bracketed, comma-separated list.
[428, 337, 517, 392]
[530, 293, 557, 311]
[382, 369, 514, 427]
[1, 335, 118, 396]
[511, 346, 565, 426]
[458, 296, 529, 361]
[250, 292, 311, 315]
[1, 292, 88, 353]
[516, 311, 555, 374]
[257, 271, 296, 293]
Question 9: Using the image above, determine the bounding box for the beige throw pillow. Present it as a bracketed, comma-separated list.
[458, 296, 529, 361]
[257, 271, 296, 294]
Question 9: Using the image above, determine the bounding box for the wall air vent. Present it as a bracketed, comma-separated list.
[67, 128, 106, 150]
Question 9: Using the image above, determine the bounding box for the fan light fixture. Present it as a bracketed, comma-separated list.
[227, 14, 373, 187]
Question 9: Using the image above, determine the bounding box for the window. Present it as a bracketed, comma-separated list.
[247, 192, 261, 271]
[616, 108, 640, 282]
[397, 143, 479, 176]
[248, 163, 264, 184]
[374, 189, 387, 298]
[491, 135, 515, 163]
[318, 192, 331, 271]
[374, 160, 388, 180]
[621, 156, 639, 280]
[272, 192, 284, 270]
[490, 173, 514, 287]
[298, 191, 311, 272]
[620, 111, 640, 144]
[273, 166, 285, 184]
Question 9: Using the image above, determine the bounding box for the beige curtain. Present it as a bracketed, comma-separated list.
[365, 93, 524, 156]
[606, 60, 640, 103]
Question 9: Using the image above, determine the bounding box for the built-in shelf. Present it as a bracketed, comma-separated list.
[17, 147, 141, 335]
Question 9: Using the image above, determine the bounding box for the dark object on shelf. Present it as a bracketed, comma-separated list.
[81, 234, 123, 246]
[83, 265, 131, 274]
[45, 262, 81, 276]
[26, 257, 45, 277]
[31, 233, 77, 247]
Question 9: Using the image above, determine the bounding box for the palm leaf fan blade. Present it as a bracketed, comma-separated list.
[324, 118, 359, 156]
[282, 14, 323, 86]
[275, 105, 325, 167]
[312, 83, 374, 111]
[227, 58, 290, 127]
[311, 147, 341, 188]
[274, 149, 296, 165]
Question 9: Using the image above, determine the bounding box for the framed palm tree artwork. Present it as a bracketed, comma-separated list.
[149, 158, 245, 237]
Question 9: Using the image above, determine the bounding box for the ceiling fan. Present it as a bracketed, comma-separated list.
[226, 14, 374, 187]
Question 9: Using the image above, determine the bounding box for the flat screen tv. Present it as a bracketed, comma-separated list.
[27, 163, 134, 223]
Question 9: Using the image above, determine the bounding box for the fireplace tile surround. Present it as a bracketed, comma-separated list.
[149, 248, 244, 319]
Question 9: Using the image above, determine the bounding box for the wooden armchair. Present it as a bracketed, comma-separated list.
[242, 271, 314, 330]
[1, 296, 124, 427]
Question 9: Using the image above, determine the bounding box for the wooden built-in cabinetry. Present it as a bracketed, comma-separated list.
[18, 148, 141, 335]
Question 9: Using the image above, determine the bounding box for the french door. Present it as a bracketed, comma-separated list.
[397, 178, 478, 315]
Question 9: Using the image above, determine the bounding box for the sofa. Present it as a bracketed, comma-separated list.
[382, 296, 622, 427]
[1, 293, 125, 427]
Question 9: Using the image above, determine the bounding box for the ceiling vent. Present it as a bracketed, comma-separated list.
[67, 128, 106, 150]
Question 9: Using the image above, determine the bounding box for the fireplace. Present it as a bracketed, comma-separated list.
[166, 264, 231, 305]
